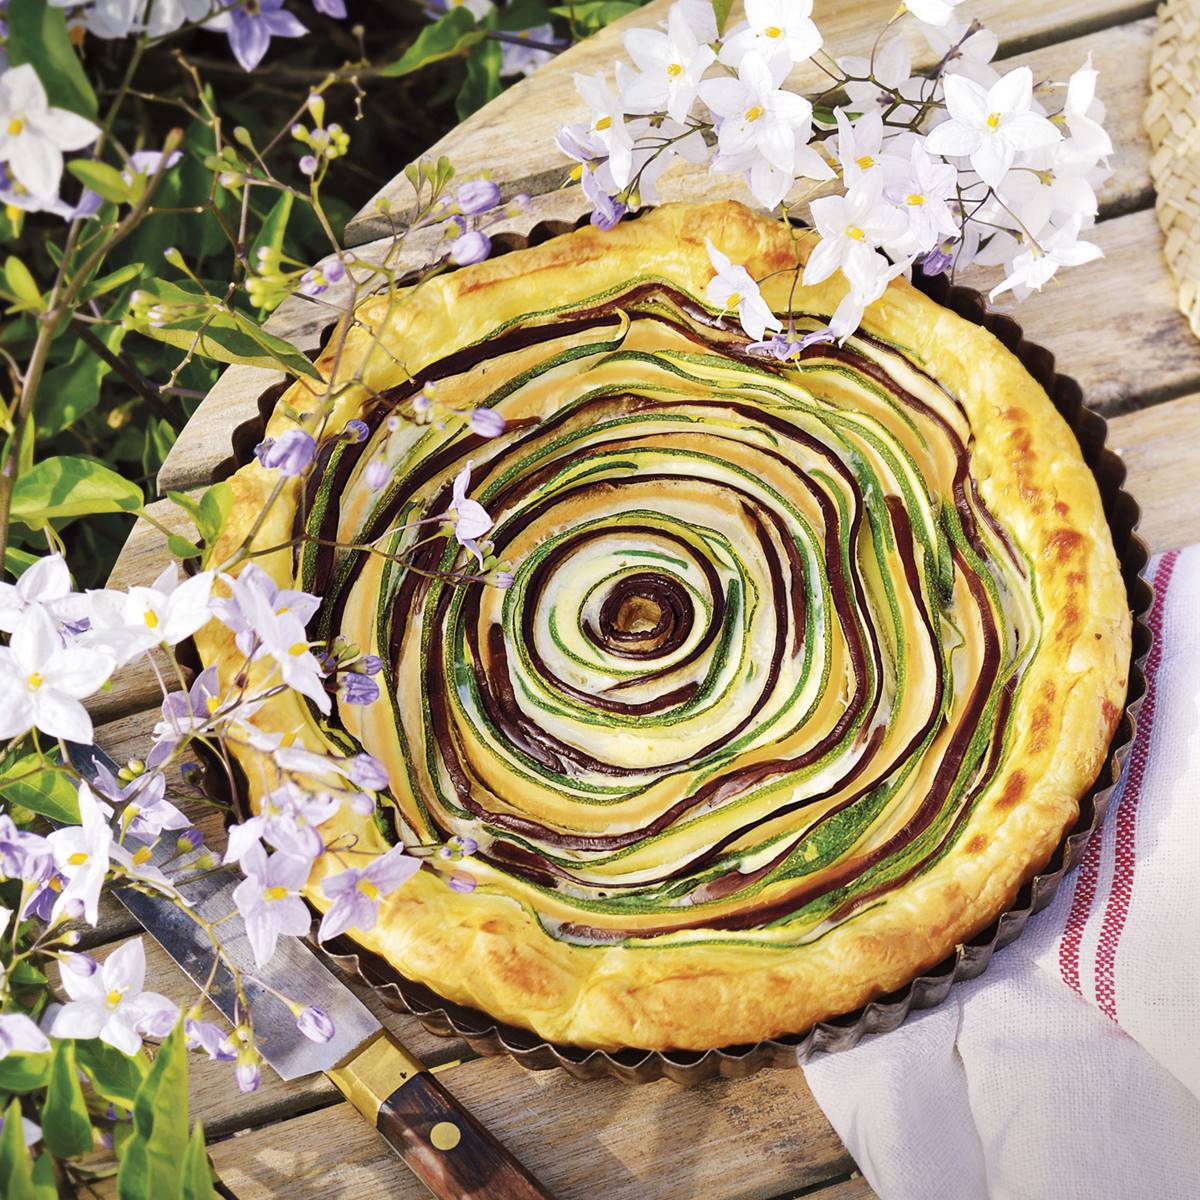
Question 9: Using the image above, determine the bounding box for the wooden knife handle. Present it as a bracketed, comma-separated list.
[328, 1030, 553, 1200]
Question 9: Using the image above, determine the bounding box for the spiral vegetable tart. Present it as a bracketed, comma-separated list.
[200, 202, 1131, 1050]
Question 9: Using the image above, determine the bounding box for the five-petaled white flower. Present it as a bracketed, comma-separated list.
[449, 462, 494, 567]
[50, 938, 178, 1056]
[719, 0, 821, 70]
[0, 553, 88, 634]
[925, 66, 1060, 188]
[0, 608, 114, 745]
[85, 564, 214, 666]
[574, 71, 635, 188]
[903, 0, 966, 26]
[835, 110, 908, 188]
[887, 142, 960, 255]
[622, 4, 715, 124]
[0, 65, 100, 200]
[238, 583, 331, 714]
[46, 783, 114, 928]
[705, 239, 782, 343]
[232, 842, 312, 967]
[1058, 54, 1112, 163]
[804, 173, 908, 295]
[988, 214, 1103, 300]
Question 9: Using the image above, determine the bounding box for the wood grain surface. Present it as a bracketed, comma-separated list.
[81, 2, 1198, 1196]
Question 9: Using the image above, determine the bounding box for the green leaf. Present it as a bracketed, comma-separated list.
[456, 36, 503, 121]
[249, 192, 293, 268]
[180, 1124, 217, 1200]
[116, 1025, 190, 1200]
[11, 456, 143, 527]
[549, 1, 638, 33]
[76, 1039, 147, 1110]
[380, 8, 483, 76]
[39, 323, 126, 437]
[167, 534, 202, 560]
[6, 0, 98, 117]
[42, 1040, 94, 1159]
[143, 416, 176, 478]
[80, 262, 145, 301]
[0, 756, 80, 823]
[0, 1098, 35, 1200]
[132, 279, 323, 381]
[4, 257, 43, 312]
[68, 159, 132, 205]
[494, 0, 553, 29]
[710, 0, 733, 35]
[3, 547, 38, 577]
[0, 1052, 52, 1094]
[30, 1151, 56, 1200]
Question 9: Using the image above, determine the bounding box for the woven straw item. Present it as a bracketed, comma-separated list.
[1147, 0, 1200, 339]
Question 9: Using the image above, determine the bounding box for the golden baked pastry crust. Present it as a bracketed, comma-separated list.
[197, 201, 1131, 1051]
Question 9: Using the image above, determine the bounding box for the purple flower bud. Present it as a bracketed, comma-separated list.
[511, 193, 531, 210]
[61, 952, 97, 977]
[457, 179, 501, 214]
[469, 408, 506, 438]
[177, 827, 203, 853]
[344, 419, 369, 443]
[450, 230, 491, 266]
[296, 1006, 336, 1043]
[921, 247, 954, 277]
[254, 429, 317, 476]
[313, 0, 347, 17]
[455, 836, 478, 856]
[323, 257, 346, 285]
[347, 753, 389, 792]
[299, 154, 318, 176]
[348, 791, 376, 816]
[359, 655, 384, 676]
[340, 672, 380, 706]
[449, 872, 477, 894]
[494, 571, 514, 590]
[364, 459, 391, 490]
[236, 1059, 261, 1093]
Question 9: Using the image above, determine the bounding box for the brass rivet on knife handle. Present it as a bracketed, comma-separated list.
[328, 1028, 424, 1121]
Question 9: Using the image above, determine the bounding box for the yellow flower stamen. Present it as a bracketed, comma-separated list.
[846, 225, 865, 241]
[7, 117, 23, 137]
[288, 641, 309, 656]
[132, 846, 153, 866]
[744, 105, 764, 122]
[986, 112, 1001, 130]
[906, 193, 925, 206]
[594, 115, 612, 131]
[357, 878, 380, 901]
[764, 25, 782, 38]
[666, 62, 683, 78]
[206, 695, 220, 714]
[725, 291, 741, 309]
[106, 989, 123, 1007]
[27, 672, 44, 691]
[856, 154, 875, 170]
[143, 609, 159, 629]
[68, 852, 88, 866]
[264, 886, 289, 901]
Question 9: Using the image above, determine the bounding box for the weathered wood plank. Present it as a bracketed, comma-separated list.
[204, 1055, 855, 1200]
[344, 1, 1156, 245]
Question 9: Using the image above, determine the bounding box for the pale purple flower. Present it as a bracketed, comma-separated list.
[118, 772, 190, 844]
[232, 842, 312, 967]
[235, 1055, 260, 1093]
[340, 672, 379, 706]
[556, 124, 604, 166]
[212, 0, 308, 73]
[449, 462, 493, 566]
[581, 166, 625, 231]
[147, 664, 221, 769]
[296, 1005, 335, 1043]
[177, 827, 203, 852]
[450, 230, 491, 266]
[124, 149, 182, 183]
[24, 875, 62, 922]
[364, 459, 391, 490]
[448, 872, 477, 894]
[254, 428, 317, 476]
[186, 1017, 236, 1061]
[344, 419, 369, 443]
[60, 951, 98, 977]
[359, 654, 384, 675]
[312, 0, 346, 14]
[50, 938, 178, 1055]
[747, 328, 835, 360]
[494, 571, 514, 589]
[46, 783, 113, 927]
[0, 1012, 50, 1058]
[921, 246, 954, 276]
[224, 785, 337, 867]
[500, 24, 556, 77]
[0, 815, 53, 882]
[317, 846, 421, 942]
[456, 179, 500, 214]
[299, 255, 346, 297]
[211, 564, 320, 660]
[347, 753, 389, 792]
[469, 408, 506, 438]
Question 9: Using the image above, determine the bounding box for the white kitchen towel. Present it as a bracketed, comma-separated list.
[803, 547, 1200, 1200]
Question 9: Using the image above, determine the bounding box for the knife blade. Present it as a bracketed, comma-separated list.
[67, 740, 552, 1200]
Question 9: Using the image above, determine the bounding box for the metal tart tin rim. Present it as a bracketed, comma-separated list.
[214, 211, 1154, 1086]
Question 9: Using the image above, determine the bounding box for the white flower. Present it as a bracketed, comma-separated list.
[232, 842, 312, 968]
[143, 0, 215, 37]
[988, 215, 1103, 300]
[804, 173, 908, 295]
[48, 0, 142, 39]
[574, 71, 635, 188]
[0, 608, 114, 745]
[1058, 54, 1112, 163]
[500, 25, 555, 79]
[622, 4, 715, 124]
[47, 783, 113, 927]
[835, 110, 908, 187]
[917, 16, 998, 89]
[840, 39, 922, 120]
[705, 239, 782, 342]
[701, 53, 810, 172]
[449, 462, 494, 567]
[925, 66, 1060, 188]
[239, 583, 331, 714]
[903, 0, 965, 25]
[50, 938, 178, 1056]
[720, 0, 820, 70]
[85, 564, 214, 666]
[0, 553, 86, 634]
[887, 141, 960, 255]
[828, 258, 909, 342]
[0, 1012, 51, 1058]
[0, 65, 99, 200]
[674, 0, 717, 44]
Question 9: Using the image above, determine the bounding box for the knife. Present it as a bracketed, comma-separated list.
[66, 741, 552, 1200]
